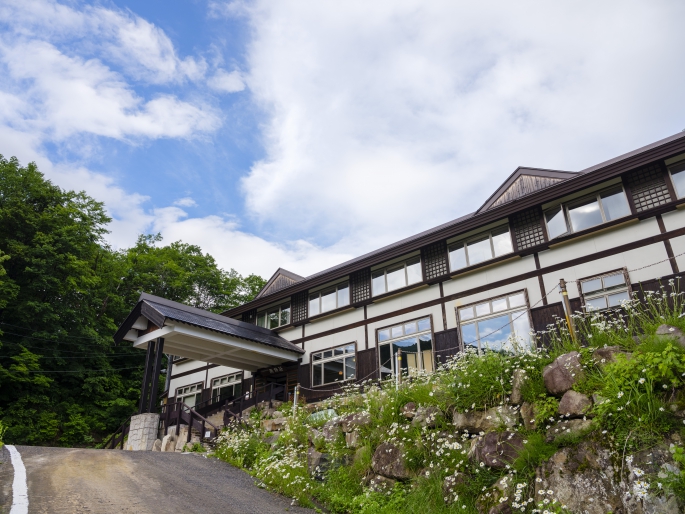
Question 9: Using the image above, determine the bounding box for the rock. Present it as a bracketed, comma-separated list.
[371, 442, 410, 480]
[520, 402, 537, 430]
[307, 447, 331, 478]
[322, 419, 342, 442]
[345, 431, 361, 448]
[476, 475, 514, 514]
[592, 345, 626, 365]
[264, 432, 280, 446]
[452, 405, 519, 433]
[535, 442, 623, 514]
[309, 428, 323, 445]
[592, 393, 608, 406]
[543, 351, 583, 396]
[261, 417, 287, 432]
[367, 474, 396, 493]
[656, 324, 685, 346]
[272, 410, 283, 418]
[412, 406, 441, 428]
[401, 402, 417, 419]
[152, 438, 162, 451]
[469, 431, 524, 469]
[509, 369, 526, 405]
[271, 400, 284, 409]
[545, 419, 594, 443]
[161, 434, 176, 452]
[558, 390, 592, 418]
[443, 472, 467, 504]
[340, 411, 371, 433]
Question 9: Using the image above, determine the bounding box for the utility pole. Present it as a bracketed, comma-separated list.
[292, 383, 299, 417]
[559, 279, 578, 343]
[397, 349, 403, 385]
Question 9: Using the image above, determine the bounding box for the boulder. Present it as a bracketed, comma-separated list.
[345, 431, 361, 448]
[469, 431, 525, 469]
[476, 475, 514, 514]
[308, 428, 323, 445]
[367, 474, 396, 493]
[443, 472, 467, 504]
[322, 419, 342, 442]
[509, 369, 526, 405]
[371, 442, 410, 480]
[340, 411, 371, 433]
[545, 419, 593, 443]
[543, 351, 583, 396]
[592, 345, 626, 365]
[160, 434, 176, 452]
[535, 442, 623, 514]
[656, 324, 685, 346]
[412, 406, 441, 428]
[152, 438, 162, 451]
[264, 432, 280, 446]
[272, 410, 284, 418]
[261, 417, 287, 432]
[558, 390, 592, 418]
[401, 402, 417, 419]
[307, 447, 331, 478]
[520, 402, 537, 430]
[453, 405, 519, 433]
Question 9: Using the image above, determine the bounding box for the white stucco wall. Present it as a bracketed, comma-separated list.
[305, 308, 365, 336]
[661, 208, 685, 232]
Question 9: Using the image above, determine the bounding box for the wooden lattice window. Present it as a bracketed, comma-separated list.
[291, 291, 308, 323]
[421, 241, 449, 281]
[625, 162, 671, 213]
[511, 208, 546, 250]
[241, 308, 256, 324]
[350, 268, 371, 304]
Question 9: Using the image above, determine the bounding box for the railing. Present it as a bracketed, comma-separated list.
[222, 382, 285, 426]
[193, 390, 241, 419]
[103, 415, 133, 450]
[160, 401, 219, 444]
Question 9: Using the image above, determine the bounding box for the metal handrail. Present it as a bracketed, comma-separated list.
[102, 414, 133, 450]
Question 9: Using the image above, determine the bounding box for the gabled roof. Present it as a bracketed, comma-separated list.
[114, 293, 304, 355]
[477, 167, 577, 213]
[255, 268, 305, 299]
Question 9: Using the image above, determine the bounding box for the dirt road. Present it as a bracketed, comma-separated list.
[0, 445, 313, 514]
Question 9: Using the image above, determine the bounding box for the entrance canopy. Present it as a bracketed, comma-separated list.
[114, 293, 303, 372]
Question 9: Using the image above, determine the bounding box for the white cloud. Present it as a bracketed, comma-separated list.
[173, 197, 198, 207]
[208, 69, 246, 93]
[234, 0, 685, 254]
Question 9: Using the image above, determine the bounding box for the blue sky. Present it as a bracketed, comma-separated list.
[1, 0, 685, 279]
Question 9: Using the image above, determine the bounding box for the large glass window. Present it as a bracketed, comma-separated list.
[309, 282, 350, 316]
[580, 270, 631, 311]
[175, 383, 203, 408]
[448, 226, 514, 271]
[544, 186, 631, 239]
[457, 292, 531, 353]
[668, 159, 685, 198]
[371, 257, 422, 296]
[257, 302, 291, 329]
[378, 317, 433, 379]
[311, 344, 356, 386]
[211, 373, 242, 402]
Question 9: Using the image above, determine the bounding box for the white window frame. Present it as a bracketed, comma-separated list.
[667, 158, 685, 198]
[371, 257, 423, 297]
[543, 185, 631, 240]
[210, 372, 243, 402]
[175, 382, 203, 407]
[311, 343, 356, 387]
[257, 302, 291, 329]
[377, 316, 434, 378]
[578, 269, 632, 312]
[309, 282, 350, 317]
[448, 225, 514, 272]
[456, 291, 532, 353]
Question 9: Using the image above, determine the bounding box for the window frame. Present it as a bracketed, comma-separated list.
[371, 256, 423, 297]
[375, 314, 435, 377]
[447, 225, 514, 272]
[308, 282, 350, 317]
[310, 342, 357, 388]
[256, 302, 292, 329]
[543, 185, 631, 240]
[210, 372, 243, 402]
[455, 290, 533, 353]
[175, 382, 203, 406]
[667, 158, 685, 199]
[577, 268, 632, 313]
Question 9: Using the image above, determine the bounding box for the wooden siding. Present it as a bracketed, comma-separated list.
[434, 328, 460, 365]
[356, 347, 379, 382]
[492, 175, 564, 208]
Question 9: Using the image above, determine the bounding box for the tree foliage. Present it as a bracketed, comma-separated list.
[0, 156, 266, 446]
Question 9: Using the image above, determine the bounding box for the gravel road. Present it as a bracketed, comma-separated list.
[0, 445, 314, 514]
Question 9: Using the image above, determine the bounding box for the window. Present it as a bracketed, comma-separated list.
[371, 257, 422, 296]
[579, 271, 631, 311]
[211, 373, 242, 402]
[309, 282, 350, 316]
[457, 292, 531, 353]
[256, 302, 291, 329]
[544, 186, 631, 239]
[668, 159, 685, 198]
[448, 226, 514, 272]
[378, 317, 433, 379]
[175, 383, 203, 408]
[311, 344, 356, 386]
